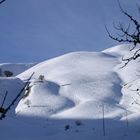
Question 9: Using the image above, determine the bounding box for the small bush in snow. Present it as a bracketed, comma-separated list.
[24, 99, 31, 107]
[75, 120, 82, 126]
[4, 70, 13, 77]
[38, 75, 45, 81]
[65, 124, 70, 130]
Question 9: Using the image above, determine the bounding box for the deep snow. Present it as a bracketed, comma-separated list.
[1, 45, 140, 140]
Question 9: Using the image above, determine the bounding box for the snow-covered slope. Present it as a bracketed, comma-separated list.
[0, 63, 35, 77]
[1, 45, 140, 140]
[16, 51, 123, 119]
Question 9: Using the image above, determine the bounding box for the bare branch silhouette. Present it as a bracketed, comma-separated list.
[0, 0, 6, 4]
[106, 1, 140, 67]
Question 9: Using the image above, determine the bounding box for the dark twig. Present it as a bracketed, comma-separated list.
[0, 0, 6, 4]
[106, 1, 140, 68]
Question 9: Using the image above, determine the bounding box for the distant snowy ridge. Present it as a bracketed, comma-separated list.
[0, 63, 36, 77]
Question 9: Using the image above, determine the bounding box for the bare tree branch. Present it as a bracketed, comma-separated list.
[105, 25, 134, 43]
[0, 0, 6, 4]
[106, 1, 140, 68]
[118, 0, 140, 30]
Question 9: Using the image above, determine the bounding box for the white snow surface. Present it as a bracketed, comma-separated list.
[1, 44, 140, 140]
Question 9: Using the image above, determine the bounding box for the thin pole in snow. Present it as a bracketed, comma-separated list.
[125, 108, 129, 128]
[102, 104, 106, 136]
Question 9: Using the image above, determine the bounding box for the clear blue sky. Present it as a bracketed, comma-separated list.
[0, 0, 139, 62]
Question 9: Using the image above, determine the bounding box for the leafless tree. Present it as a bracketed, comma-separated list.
[105, 1, 140, 67]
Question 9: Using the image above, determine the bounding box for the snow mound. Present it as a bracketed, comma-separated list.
[16, 80, 74, 117]
[17, 50, 124, 119]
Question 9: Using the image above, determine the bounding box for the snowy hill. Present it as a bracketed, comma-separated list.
[16, 51, 123, 119]
[1, 45, 140, 140]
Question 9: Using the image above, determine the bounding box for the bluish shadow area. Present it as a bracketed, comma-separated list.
[0, 115, 140, 140]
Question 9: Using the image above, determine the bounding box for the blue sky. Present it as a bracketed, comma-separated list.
[0, 0, 139, 62]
